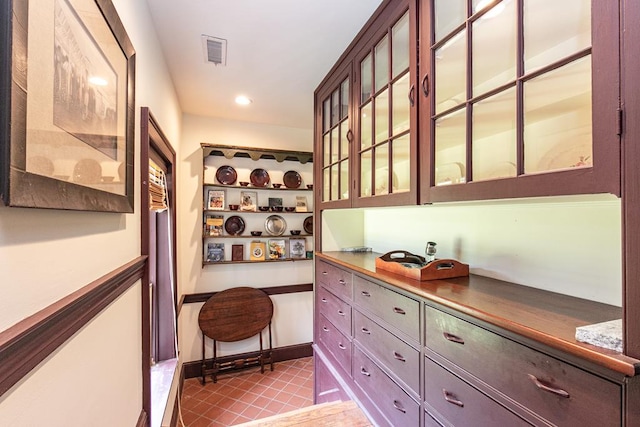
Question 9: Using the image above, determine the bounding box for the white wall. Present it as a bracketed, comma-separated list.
[178, 114, 314, 363]
[322, 194, 622, 307]
[0, 0, 182, 424]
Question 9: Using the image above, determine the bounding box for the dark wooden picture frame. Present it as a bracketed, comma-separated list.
[0, 0, 135, 212]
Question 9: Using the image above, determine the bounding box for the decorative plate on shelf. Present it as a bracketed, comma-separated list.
[265, 215, 287, 236]
[303, 216, 313, 235]
[250, 168, 270, 187]
[224, 215, 245, 235]
[283, 170, 302, 189]
[215, 165, 237, 185]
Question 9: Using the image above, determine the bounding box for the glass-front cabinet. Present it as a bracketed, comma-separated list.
[419, 0, 621, 202]
[315, 0, 418, 210]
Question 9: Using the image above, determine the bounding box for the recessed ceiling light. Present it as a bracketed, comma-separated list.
[235, 95, 253, 106]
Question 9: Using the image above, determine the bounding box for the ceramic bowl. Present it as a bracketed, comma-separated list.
[229, 204, 239, 211]
[258, 206, 270, 212]
[250, 231, 263, 236]
[290, 230, 301, 235]
[239, 181, 250, 187]
[271, 206, 283, 212]
[307, 184, 314, 190]
[272, 183, 283, 188]
[284, 206, 296, 212]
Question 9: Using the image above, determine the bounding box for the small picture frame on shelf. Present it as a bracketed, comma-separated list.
[289, 238, 306, 259]
[250, 241, 266, 261]
[232, 244, 244, 261]
[205, 214, 224, 236]
[295, 195, 308, 212]
[268, 197, 283, 210]
[268, 239, 286, 260]
[240, 190, 257, 212]
[207, 189, 225, 211]
[206, 243, 225, 262]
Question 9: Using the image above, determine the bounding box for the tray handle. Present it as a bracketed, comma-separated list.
[379, 250, 426, 265]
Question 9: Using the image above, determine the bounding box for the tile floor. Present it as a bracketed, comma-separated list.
[179, 357, 314, 427]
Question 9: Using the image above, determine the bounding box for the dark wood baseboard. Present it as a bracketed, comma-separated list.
[136, 409, 148, 427]
[182, 342, 314, 380]
[0, 256, 147, 398]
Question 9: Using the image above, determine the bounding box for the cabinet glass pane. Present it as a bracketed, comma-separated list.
[323, 168, 330, 202]
[472, 88, 517, 181]
[340, 160, 349, 199]
[375, 89, 390, 144]
[323, 133, 330, 166]
[375, 35, 389, 93]
[524, 56, 592, 174]
[340, 122, 349, 159]
[392, 73, 410, 135]
[331, 89, 340, 127]
[435, 108, 466, 185]
[435, 29, 466, 114]
[340, 79, 349, 120]
[361, 54, 372, 102]
[392, 12, 410, 79]
[331, 165, 339, 200]
[524, 0, 591, 73]
[435, 0, 466, 42]
[361, 102, 373, 149]
[391, 134, 410, 192]
[374, 144, 390, 195]
[360, 149, 372, 197]
[472, 0, 516, 96]
[323, 99, 330, 133]
[330, 128, 339, 164]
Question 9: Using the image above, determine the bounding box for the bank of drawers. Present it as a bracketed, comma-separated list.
[424, 305, 622, 426]
[317, 285, 351, 336]
[316, 260, 352, 302]
[317, 313, 352, 376]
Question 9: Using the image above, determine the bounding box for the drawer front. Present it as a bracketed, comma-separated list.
[353, 310, 420, 394]
[314, 352, 351, 404]
[424, 357, 531, 427]
[317, 313, 352, 376]
[425, 305, 622, 426]
[353, 348, 420, 427]
[318, 285, 351, 337]
[353, 275, 420, 342]
[316, 260, 352, 302]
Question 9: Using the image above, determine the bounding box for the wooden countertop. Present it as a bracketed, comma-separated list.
[317, 251, 640, 377]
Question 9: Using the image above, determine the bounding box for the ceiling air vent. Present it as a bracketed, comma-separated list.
[201, 35, 227, 66]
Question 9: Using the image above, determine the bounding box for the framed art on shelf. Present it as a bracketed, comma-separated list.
[0, 0, 136, 212]
[240, 190, 257, 212]
[250, 241, 266, 261]
[206, 243, 225, 262]
[289, 238, 306, 259]
[295, 196, 308, 212]
[268, 239, 286, 260]
[207, 189, 225, 211]
[204, 214, 224, 236]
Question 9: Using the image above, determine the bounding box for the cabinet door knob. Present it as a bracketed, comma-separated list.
[408, 84, 415, 107]
[393, 307, 406, 315]
[527, 374, 570, 398]
[393, 400, 406, 413]
[347, 129, 354, 142]
[361, 327, 371, 335]
[421, 74, 430, 97]
[443, 389, 464, 407]
[443, 332, 465, 345]
[393, 351, 406, 362]
[360, 367, 371, 377]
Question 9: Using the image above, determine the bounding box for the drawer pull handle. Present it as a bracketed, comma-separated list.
[361, 327, 371, 335]
[321, 298, 328, 303]
[338, 343, 347, 350]
[527, 374, 570, 398]
[322, 271, 328, 275]
[337, 310, 346, 316]
[393, 400, 406, 413]
[443, 332, 465, 345]
[361, 291, 371, 297]
[322, 326, 329, 332]
[393, 307, 406, 315]
[393, 351, 406, 362]
[360, 367, 371, 377]
[443, 389, 464, 407]
[338, 279, 346, 285]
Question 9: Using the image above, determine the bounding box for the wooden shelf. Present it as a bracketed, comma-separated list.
[203, 183, 313, 191]
[203, 258, 312, 266]
[203, 233, 312, 239]
[201, 143, 313, 164]
[204, 209, 311, 214]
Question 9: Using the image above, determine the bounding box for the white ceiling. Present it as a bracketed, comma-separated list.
[145, 0, 384, 130]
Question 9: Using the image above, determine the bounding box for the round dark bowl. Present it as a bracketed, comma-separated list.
[284, 206, 296, 212]
[258, 206, 270, 212]
[250, 231, 263, 236]
[307, 184, 314, 190]
[290, 230, 301, 235]
[229, 204, 239, 211]
[271, 206, 283, 212]
[272, 183, 283, 188]
[239, 181, 250, 187]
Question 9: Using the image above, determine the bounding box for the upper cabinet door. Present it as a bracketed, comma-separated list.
[315, 61, 353, 210]
[419, 0, 621, 203]
[354, 0, 419, 208]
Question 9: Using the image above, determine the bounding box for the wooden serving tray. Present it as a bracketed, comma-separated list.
[375, 253, 469, 281]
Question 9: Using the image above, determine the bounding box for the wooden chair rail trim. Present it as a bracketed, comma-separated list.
[0, 256, 147, 398]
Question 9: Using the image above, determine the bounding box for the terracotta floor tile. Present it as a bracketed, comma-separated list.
[240, 404, 262, 419]
[264, 400, 286, 413]
[273, 390, 294, 404]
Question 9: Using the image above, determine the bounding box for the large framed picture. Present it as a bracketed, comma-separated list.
[0, 0, 136, 212]
[240, 190, 257, 212]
